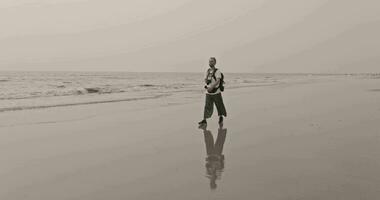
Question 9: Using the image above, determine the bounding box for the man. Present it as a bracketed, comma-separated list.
[198, 57, 227, 125]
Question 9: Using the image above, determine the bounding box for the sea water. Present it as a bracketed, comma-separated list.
[0, 71, 335, 112]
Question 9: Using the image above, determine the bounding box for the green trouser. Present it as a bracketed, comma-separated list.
[203, 93, 227, 119]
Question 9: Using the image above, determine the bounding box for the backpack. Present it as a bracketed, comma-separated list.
[211, 68, 225, 92]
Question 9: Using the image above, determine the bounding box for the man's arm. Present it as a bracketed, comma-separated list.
[208, 70, 222, 90]
[210, 78, 220, 89]
[204, 70, 209, 84]
[207, 78, 220, 92]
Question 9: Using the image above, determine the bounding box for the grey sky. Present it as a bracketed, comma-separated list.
[1, 0, 379, 72]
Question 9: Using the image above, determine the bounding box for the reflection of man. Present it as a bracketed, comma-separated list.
[200, 124, 227, 190]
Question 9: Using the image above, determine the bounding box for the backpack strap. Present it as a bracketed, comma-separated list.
[206, 68, 213, 79]
[207, 68, 222, 92]
[212, 68, 221, 90]
[211, 68, 218, 80]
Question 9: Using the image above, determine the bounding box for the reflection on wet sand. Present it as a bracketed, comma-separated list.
[199, 124, 227, 190]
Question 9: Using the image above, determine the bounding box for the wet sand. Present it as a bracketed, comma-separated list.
[1, 76, 380, 200]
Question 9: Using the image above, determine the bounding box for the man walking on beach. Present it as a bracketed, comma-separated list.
[199, 57, 227, 125]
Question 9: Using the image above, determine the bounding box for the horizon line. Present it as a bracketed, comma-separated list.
[0, 70, 379, 75]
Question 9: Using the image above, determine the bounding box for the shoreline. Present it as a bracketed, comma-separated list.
[0, 73, 343, 114]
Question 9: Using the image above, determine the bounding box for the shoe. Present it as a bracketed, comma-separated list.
[198, 119, 207, 125]
[218, 116, 223, 124]
[198, 123, 207, 130]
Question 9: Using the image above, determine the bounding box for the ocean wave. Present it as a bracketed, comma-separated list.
[76, 87, 126, 95]
[139, 84, 156, 87]
[84, 87, 100, 93]
[0, 72, 321, 113]
[0, 94, 171, 113]
[0, 79, 279, 101]
[0, 87, 128, 100]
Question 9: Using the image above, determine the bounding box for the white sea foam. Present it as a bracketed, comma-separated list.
[0, 71, 347, 112]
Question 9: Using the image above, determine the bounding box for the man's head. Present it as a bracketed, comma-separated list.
[209, 57, 216, 68]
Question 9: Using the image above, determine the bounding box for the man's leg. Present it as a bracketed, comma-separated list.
[203, 94, 214, 119]
[214, 93, 227, 117]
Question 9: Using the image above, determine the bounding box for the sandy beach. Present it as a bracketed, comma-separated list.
[1, 76, 380, 200]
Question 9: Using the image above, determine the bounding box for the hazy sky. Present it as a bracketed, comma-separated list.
[1, 0, 379, 72]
